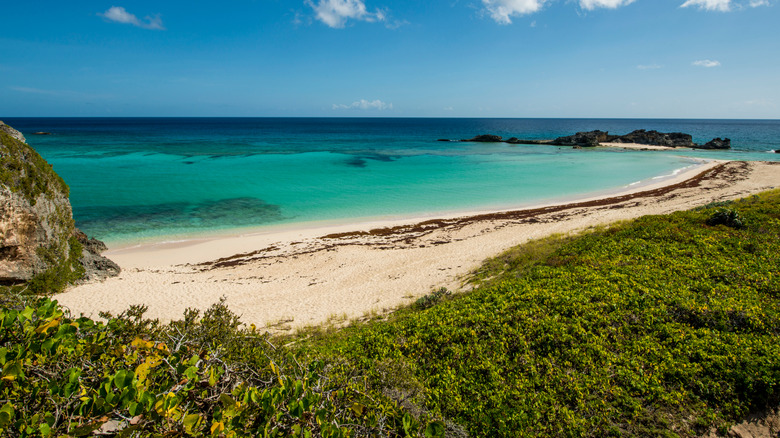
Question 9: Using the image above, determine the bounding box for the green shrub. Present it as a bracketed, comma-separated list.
[706, 208, 746, 229]
[414, 287, 451, 310]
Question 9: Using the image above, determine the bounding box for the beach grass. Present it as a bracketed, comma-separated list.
[2, 189, 780, 436]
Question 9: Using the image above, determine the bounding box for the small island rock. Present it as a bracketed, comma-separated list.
[699, 138, 731, 150]
[550, 130, 614, 147]
[461, 134, 503, 142]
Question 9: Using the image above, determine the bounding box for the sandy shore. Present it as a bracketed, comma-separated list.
[599, 142, 692, 151]
[57, 161, 780, 331]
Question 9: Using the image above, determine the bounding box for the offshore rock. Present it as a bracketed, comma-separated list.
[699, 137, 731, 150]
[612, 130, 694, 147]
[550, 130, 614, 147]
[0, 121, 118, 288]
[461, 134, 503, 142]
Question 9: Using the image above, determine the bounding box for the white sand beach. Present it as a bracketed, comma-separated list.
[56, 161, 780, 331]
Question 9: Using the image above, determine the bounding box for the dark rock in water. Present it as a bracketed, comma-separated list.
[32, 132, 52, 135]
[0, 121, 119, 288]
[612, 130, 694, 147]
[437, 139, 452, 142]
[461, 134, 503, 143]
[698, 137, 731, 150]
[550, 130, 614, 147]
[443, 129, 732, 150]
[776, 149, 780, 154]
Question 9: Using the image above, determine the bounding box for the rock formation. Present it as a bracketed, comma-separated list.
[609, 130, 695, 147]
[549, 130, 614, 147]
[0, 121, 118, 290]
[699, 137, 731, 150]
[457, 129, 731, 149]
[461, 134, 503, 143]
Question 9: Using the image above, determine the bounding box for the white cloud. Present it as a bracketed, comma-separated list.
[580, 0, 637, 10]
[307, 0, 386, 28]
[680, 0, 732, 11]
[99, 6, 164, 30]
[681, 0, 773, 10]
[333, 99, 393, 110]
[637, 64, 662, 70]
[481, 0, 548, 24]
[693, 59, 721, 67]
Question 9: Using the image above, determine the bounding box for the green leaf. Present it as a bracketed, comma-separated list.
[424, 421, 445, 438]
[38, 422, 52, 437]
[19, 306, 34, 322]
[183, 413, 203, 434]
[128, 402, 142, 417]
[0, 403, 15, 428]
[113, 369, 134, 389]
[219, 393, 236, 409]
[2, 361, 22, 381]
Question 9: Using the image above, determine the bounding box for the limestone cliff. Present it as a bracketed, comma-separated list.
[0, 121, 118, 291]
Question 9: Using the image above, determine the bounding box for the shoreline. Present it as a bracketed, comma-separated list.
[57, 160, 780, 331]
[103, 157, 712, 264]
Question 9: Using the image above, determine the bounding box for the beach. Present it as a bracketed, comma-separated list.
[56, 160, 780, 330]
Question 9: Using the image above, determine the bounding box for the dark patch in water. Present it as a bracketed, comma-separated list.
[345, 157, 367, 168]
[344, 153, 396, 168]
[364, 153, 395, 162]
[75, 197, 286, 239]
[183, 161, 195, 165]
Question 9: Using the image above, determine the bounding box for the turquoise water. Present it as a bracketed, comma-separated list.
[5, 118, 779, 245]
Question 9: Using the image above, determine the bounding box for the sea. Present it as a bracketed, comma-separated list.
[4, 118, 779, 247]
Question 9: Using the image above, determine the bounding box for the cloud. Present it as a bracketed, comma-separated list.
[580, 0, 637, 10]
[680, 0, 732, 11]
[637, 64, 662, 70]
[333, 99, 393, 110]
[99, 6, 165, 30]
[307, 0, 387, 28]
[692, 59, 721, 67]
[481, 0, 548, 24]
[680, 0, 772, 10]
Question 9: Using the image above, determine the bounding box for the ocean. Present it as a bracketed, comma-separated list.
[4, 117, 779, 246]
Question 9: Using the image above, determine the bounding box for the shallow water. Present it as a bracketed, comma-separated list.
[6, 118, 779, 245]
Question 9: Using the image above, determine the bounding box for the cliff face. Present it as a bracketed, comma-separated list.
[0, 121, 118, 290]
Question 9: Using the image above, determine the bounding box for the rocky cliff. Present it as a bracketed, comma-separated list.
[0, 121, 118, 291]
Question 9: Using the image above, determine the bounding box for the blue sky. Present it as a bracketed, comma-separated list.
[1, 0, 777, 118]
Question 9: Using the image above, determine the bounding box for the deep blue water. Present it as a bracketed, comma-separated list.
[4, 118, 779, 245]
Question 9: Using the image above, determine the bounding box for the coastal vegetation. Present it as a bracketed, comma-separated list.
[2, 189, 779, 436]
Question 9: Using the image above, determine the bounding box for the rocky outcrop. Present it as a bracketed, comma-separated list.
[461, 134, 503, 143]
[456, 129, 731, 149]
[699, 137, 731, 150]
[0, 121, 118, 290]
[74, 230, 120, 283]
[610, 130, 695, 147]
[550, 130, 615, 147]
[0, 121, 26, 143]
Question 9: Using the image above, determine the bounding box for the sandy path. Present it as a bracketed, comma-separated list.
[57, 161, 780, 331]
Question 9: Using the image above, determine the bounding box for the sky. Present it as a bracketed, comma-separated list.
[1, 0, 778, 118]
